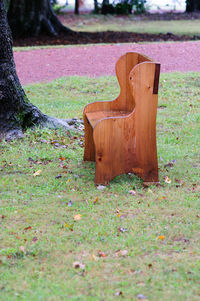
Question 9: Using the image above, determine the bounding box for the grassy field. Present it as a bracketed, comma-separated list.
[59, 14, 200, 36]
[0, 73, 200, 300]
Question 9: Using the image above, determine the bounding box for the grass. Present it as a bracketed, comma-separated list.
[59, 14, 200, 36]
[0, 73, 200, 300]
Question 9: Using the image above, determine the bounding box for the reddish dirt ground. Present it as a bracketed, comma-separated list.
[14, 41, 200, 86]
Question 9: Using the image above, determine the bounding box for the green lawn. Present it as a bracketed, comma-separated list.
[60, 14, 200, 36]
[0, 73, 199, 300]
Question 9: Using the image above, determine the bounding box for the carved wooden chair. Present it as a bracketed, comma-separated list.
[83, 52, 160, 184]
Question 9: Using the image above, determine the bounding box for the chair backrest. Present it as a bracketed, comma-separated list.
[115, 52, 152, 111]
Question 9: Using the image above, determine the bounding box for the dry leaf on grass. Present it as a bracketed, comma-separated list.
[24, 226, 32, 231]
[92, 254, 99, 261]
[93, 197, 99, 204]
[19, 246, 26, 253]
[115, 249, 128, 257]
[98, 251, 106, 257]
[73, 261, 85, 269]
[32, 237, 38, 243]
[73, 214, 82, 221]
[97, 185, 106, 190]
[164, 176, 171, 184]
[64, 222, 73, 231]
[158, 235, 165, 241]
[118, 227, 128, 233]
[33, 169, 42, 177]
[115, 291, 123, 296]
[137, 294, 148, 299]
[128, 190, 136, 195]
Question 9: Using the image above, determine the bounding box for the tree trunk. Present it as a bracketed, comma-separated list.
[94, 0, 99, 13]
[74, 0, 79, 15]
[186, 0, 200, 12]
[0, 1, 76, 140]
[7, 0, 72, 38]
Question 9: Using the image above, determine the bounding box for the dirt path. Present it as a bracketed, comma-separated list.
[14, 41, 200, 86]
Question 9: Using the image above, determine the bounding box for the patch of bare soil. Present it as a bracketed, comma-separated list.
[13, 31, 200, 47]
[13, 12, 200, 47]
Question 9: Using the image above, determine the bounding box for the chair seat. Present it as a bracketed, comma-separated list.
[86, 110, 131, 128]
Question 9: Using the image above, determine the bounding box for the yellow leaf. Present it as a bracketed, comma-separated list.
[64, 222, 73, 231]
[33, 169, 42, 177]
[92, 254, 98, 261]
[158, 235, 165, 241]
[74, 214, 82, 221]
[93, 197, 99, 204]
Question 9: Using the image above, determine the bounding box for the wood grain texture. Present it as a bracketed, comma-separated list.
[129, 62, 160, 182]
[83, 52, 160, 184]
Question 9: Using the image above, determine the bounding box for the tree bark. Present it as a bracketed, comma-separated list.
[74, 0, 79, 15]
[0, 1, 77, 140]
[93, 0, 99, 13]
[7, 0, 72, 38]
[186, 0, 200, 12]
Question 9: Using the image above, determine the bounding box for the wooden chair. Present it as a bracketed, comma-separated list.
[83, 52, 160, 185]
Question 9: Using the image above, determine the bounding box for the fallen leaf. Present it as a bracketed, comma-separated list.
[73, 261, 85, 269]
[115, 291, 123, 296]
[164, 162, 174, 169]
[19, 246, 25, 253]
[74, 214, 82, 221]
[32, 237, 38, 243]
[93, 197, 99, 204]
[33, 169, 42, 177]
[55, 174, 62, 179]
[175, 178, 185, 187]
[158, 235, 165, 241]
[1, 215, 6, 219]
[164, 176, 171, 184]
[156, 196, 166, 201]
[128, 190, 136, 195]
[68, 201, 73, 206]
[118, 227, 128, 233]
[192, 184, 199, 192]
[137, 294, 147, 299]
[120, 249, 128, 256]
[97, 185, 106, 190]
[24, 226, 32, 231]
[98, 251, 106, 257]
[64, 222, 73, 231]
[116, 249, 128, 256]
[92, 254, 99, 261]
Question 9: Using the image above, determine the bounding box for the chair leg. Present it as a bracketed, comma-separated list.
[93, 119, 128, 185]
[83, 118, 95, 162]
[94, 147, 116, 185]
[132, 166, 159, 183]
[133, 126, 159, 183]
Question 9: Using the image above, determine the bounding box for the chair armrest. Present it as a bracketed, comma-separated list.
[83, 99, 118, 116]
